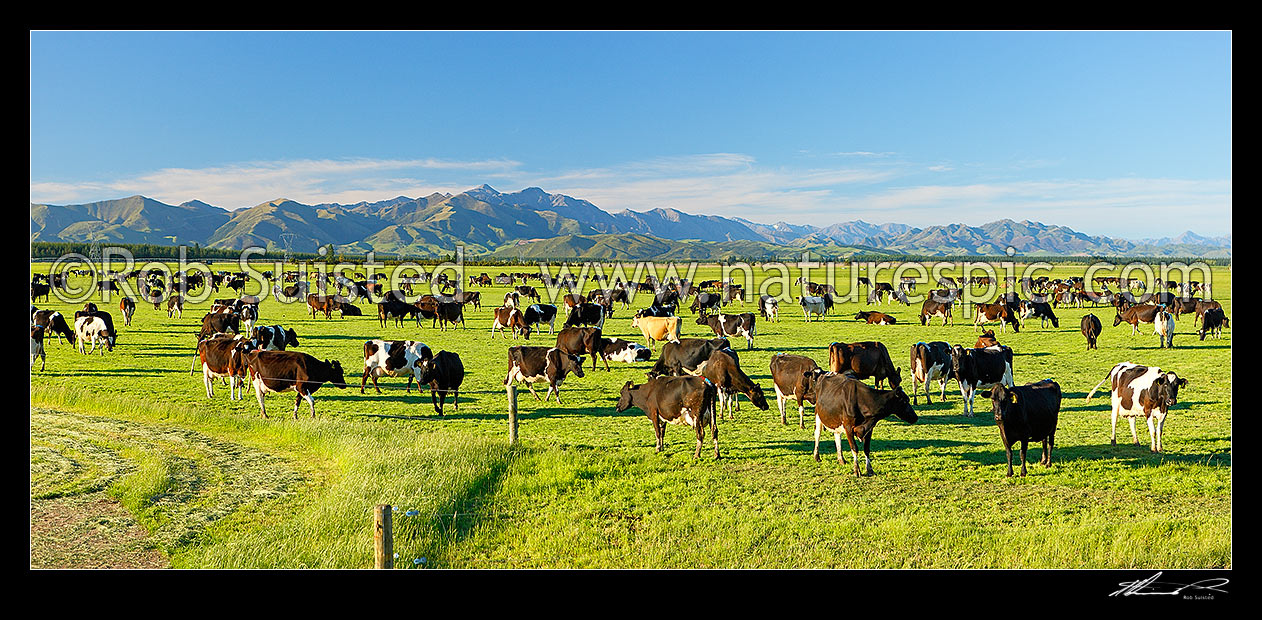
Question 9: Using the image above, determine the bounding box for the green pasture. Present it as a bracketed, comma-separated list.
[30, 259, 1232, 568]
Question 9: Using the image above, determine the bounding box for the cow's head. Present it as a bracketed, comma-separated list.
[1154, 373, 1188, 411]
[1113, 312, 1125, 327]
[882, 386, 917, 424]
[980, 384, 1015, 423]
[326, 360, 348, 389]
[615, 380, 637, 412]
[285, 328, 300, 347]
[800, 367, 827, 404]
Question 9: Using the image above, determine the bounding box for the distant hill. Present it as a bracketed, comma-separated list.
[30, 186, 1231, 259]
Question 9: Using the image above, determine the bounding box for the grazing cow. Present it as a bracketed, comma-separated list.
[855, 310, 896, 325]
[503, 291, 521, 308]
[601, 338, 653, 364]
[378, 298, 421, 328]
[758, 295, 780, 322]
[504, 346, 586, 404]
[31, 326, 46, 371]
[801, 371, 917, 476]
[436, 302, 465, 331]
[769, 353, 821, 428]
[197, 335, 257, 400]
[564, 302, 606, 329]
[1169, 297, 1201, 320]
[414, 350, 464, 416]
[690, 292, 723, 315]
[975, 329, 1000, 348]
[1026, 301, 1059, 328]
[695, 312, 756, 350]
[1153, 310, 1176, 349]
[515, 285, 541, 303]
[1113, 304, 1162, 336]
[950, 344, 1014, 417]
[828, 341, 901, 390]
[1192, 300, 1223, 326]
[307, 294, 340, 319]
[1081, 314, 1102, 350]
[491, 306, 526, 339]
[920, 299, 954, 326]
[361, 339, 434, 394]
[119, 298, 136, 326]
[167, 294, 184, 319]
[616, 377, 719, 458]
[74, 315, 115, 355]
[973, 302, 1019, 333]
[521, 304, 558, 338]
[631, 315, 681, 349]
[909, 341, 954, 405]
[33, 310, 75, 345]
[199, 312, 241, 341]
[1198, 307, 1229, 340]
[454, 291, 481, 310]
[648, 337, 732, 378]
[980, 380, 1061, 477]
[1086, 362, 1188, 453]
[799, 296, 831, 321]
[556, 327, 608, 371]
[252, 325, 300, 351]
[701, 348, 769, 419]
[246, 350, 349, 419]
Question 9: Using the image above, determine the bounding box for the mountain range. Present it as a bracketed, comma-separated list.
[30, 186, 1232, 259]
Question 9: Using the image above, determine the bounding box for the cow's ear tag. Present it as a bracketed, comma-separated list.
[1011, 394, 1018, 403]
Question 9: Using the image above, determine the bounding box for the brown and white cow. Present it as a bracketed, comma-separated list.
[119, 297, 136, 326]
[973, 302, 1019, 333]
[616, 376, 719, 458]
[197, 335, 256, 400]
[1113, 304, 1162, 335]
[769, 353, 821, 428]
[504, 346, 586, 404]
[245, 350, 349, 419]
[491, 306, 526, 339]
[919, 299, 954, 326]
[1086, 362, 1188, 453]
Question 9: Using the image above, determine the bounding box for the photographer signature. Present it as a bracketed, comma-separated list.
[1110, 572, 1229, 597]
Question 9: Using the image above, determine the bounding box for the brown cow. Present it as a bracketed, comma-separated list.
[769, 353, 821, 428]
[307, 294, 339, 319]
[616, 376, 719, 458]
[975, 329, 1000, 348]
[1113, 304, 1162, 335]
[974, 303, 1019, 333]
[827, 341, 901, 390]
[246, 350, 348, 419]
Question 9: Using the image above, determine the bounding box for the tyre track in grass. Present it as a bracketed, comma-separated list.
[30, 406, 304, 566]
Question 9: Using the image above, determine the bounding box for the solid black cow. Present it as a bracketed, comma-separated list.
[695, 312, 756, 350]
[950, 344, 1014, 417]
[801, 371, 917, 477]
[1081, 314, 1102, 350]
[647, 337, 732, 378]
[555, 326, 608, 371]
[564, 302, 606, 329]
[980, 379, 1061, 477]
[436, 302, 465, 331]
[690, 292, 722, 315]
[908, 341, 954, 405]
[415, 350, 465, 416]
[504, 346, 586, 404]
[378, 298, 420, 328]
[616, 376, 719, 458]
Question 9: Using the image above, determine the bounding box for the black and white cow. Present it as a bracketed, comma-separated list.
[1198, 307, 1229, 340]
[504, 346, 586, 404]
[563, 302, 606, 329]
[695, 312, 756, 350]
[521, 303, 559, 338]
[950, 344, 1014, 417]
[909, 341, 954, 405]
[361, 339, 433, 394]
[601, 338, 653, 364]
[252, 325, 300, 351]
[1086, 362, 1188, 453]
[799, 295, 831, 321]
[758, 295, 780, 322]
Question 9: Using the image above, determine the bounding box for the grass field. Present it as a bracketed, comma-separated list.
[29, 259, 1232, 568]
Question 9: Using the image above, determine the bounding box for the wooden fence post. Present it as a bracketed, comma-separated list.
[374, 504, 393, 569]
[507, 384, 518, 446]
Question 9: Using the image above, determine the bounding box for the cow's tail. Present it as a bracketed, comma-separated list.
[1084, 368, 1115, 403]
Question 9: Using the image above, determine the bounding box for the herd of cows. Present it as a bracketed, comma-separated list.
[29, 266, 1229, 478]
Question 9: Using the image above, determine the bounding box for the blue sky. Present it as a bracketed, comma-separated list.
[30, 30, 1231, 238]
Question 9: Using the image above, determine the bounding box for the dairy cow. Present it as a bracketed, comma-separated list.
[1086, 362, 1188, 453]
